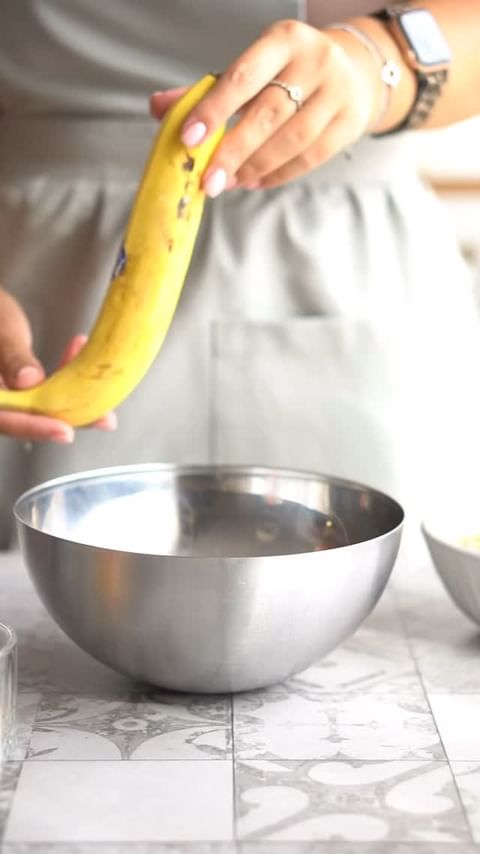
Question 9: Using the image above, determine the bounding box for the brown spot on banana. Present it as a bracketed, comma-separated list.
[176, 195, 191, 219]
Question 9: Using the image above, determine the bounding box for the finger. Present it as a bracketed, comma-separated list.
[201, 62, 321, 192]
[94, 411, 118, 432]
[180, 21, 307, 147]
[58, 333, 88, 368]
[260, 113, 348, 188]
[0, 288, 45, 388]
[149, 88, 188, 120]
[236, 88, 340, 186]
[0, 411, 74, 443]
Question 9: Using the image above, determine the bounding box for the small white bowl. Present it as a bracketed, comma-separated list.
[422, 503, 480, 626]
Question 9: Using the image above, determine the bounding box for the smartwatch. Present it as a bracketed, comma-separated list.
[373, 5, 452, 131]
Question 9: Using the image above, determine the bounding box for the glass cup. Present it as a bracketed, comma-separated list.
[0, 623, 17, 762]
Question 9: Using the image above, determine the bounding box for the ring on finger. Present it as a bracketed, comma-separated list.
[265, 80, 304, 112]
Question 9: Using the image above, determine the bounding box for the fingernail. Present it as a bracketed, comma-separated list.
[181, 121, 207, 147]
[204, 168, 227, 198]
[226, 176, 238, 191]
[243, 182, 261, 191]
[15, 366, 43, 388]
[99, 413, 118, 432]
[49, 429, 74, 444]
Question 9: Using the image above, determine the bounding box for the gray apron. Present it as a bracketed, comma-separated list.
[0, 0, 479, 546]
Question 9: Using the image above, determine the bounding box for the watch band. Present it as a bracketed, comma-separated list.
[372, 7, 449, 133]
[407, 68, 448, 129]
[374, 5, 411, 20]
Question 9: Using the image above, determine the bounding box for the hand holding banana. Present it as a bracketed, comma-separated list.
[0, 74, 224, 433]
[151, 17, 412, 192]
[0, 289, 116, 442]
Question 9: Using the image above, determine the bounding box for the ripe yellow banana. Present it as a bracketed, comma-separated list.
[0, 73, 224, 426]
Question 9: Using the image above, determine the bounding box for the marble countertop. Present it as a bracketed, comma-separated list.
[1, 539, 480, 854]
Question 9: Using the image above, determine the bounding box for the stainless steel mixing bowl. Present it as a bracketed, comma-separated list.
[14, 464, 404, 693]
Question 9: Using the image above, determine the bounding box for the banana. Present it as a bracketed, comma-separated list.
[0, 73, 224, 426]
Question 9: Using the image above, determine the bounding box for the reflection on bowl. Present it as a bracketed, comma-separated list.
[15, 464, 404, 693]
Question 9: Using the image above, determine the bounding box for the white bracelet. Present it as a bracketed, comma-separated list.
[326, 22, 401, 132]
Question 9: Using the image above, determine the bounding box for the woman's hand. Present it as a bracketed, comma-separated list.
[0, 287, 117, 442]
[150, 19, 384, 192]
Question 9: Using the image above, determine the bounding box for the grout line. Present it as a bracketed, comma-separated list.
[0, 845, 435, 852]
[0, 843, 476, 850]
[0, 761, 23, 844]
[230, 694, 238, 842]
[15, 755, 458, 765]
[0, 840, 238, 849]
[391, 588, 476, 844]
[19, 756, 230, 765]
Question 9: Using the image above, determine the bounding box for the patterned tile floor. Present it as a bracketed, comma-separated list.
[1, 537, 480, 852]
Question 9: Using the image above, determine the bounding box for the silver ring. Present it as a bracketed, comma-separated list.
[266, 79, 304, 111]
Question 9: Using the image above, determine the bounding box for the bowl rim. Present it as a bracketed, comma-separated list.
[422, 519, 480, 560]
[13, 462, 405, 557]
[0, 622, 17, 659]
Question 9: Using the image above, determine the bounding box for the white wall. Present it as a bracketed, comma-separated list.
[413, 118, 480, 299]
[415, 116, 480, 180]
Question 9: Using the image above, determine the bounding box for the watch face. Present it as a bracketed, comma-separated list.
[399, 9, 452, 66]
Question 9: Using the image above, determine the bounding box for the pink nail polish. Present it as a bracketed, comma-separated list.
[15, 366, 43, 388]
[99, 413, 118, 432]
[181, 121, 207, 147]
[243, 182, 261, 191]
[204, 168, 227, 198]
[49, 430, 74, 444]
